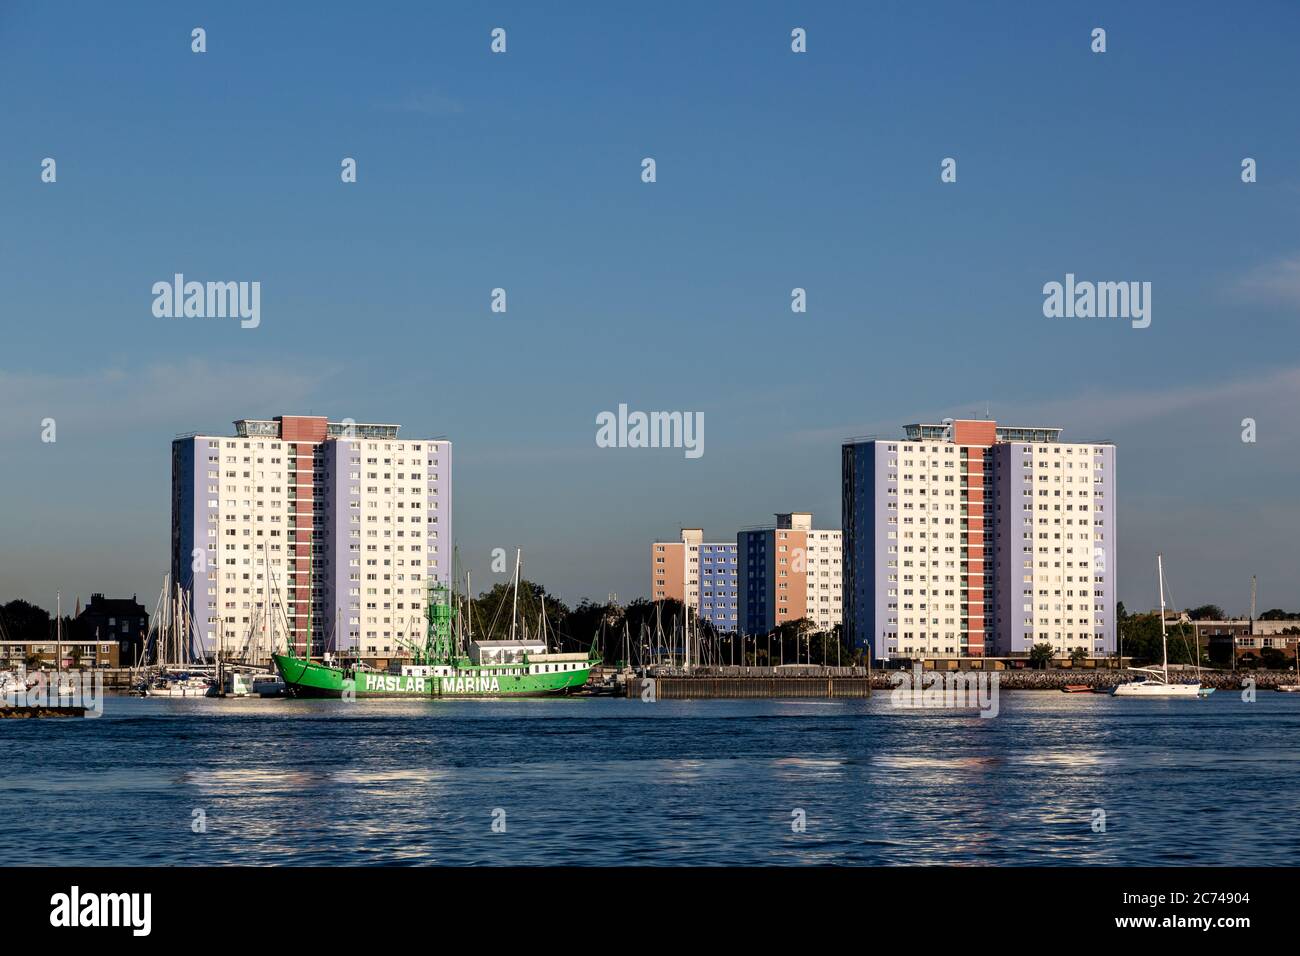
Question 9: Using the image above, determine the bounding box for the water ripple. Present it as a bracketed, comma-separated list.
[1, 692, 1297, 865]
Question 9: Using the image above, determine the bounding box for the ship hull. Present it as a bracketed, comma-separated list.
[1111, 681, 1203, 697]
[273, 654, 591, 699]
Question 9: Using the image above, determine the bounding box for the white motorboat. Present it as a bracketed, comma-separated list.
[214, 670, 284, 697]
[221, 671, 256, 697]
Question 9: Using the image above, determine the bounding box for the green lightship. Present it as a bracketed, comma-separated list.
[273, 580, 598, 699]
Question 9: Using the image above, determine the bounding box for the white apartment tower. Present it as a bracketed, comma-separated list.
[170, 415, 451, 663]
[843, 419, 1116, 662]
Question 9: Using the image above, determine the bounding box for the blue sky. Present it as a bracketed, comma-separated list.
[3, 1, 1300, 617]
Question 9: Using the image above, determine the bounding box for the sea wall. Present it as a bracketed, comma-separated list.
[622, 665, 1292, 696]
[871, 668, 1293, 691]
[628, 667, 871, 699]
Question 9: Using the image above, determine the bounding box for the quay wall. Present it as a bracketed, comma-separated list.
[873, 668, 1294, 691]
[622, 666, 1294, 697]
[628, 675, 871, 699]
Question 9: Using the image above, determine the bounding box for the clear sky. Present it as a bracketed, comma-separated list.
[3, 1, 1300, 618]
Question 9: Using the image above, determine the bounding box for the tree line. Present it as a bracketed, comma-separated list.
[464, 580, 861, 666]
[0, 599, 86, 643]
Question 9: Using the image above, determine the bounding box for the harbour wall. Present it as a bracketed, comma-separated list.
[628, 676, 871, 699]
[628, 666, 871, 699]
[622, 665, 1294, 697]
[929, 668, 1294, 691]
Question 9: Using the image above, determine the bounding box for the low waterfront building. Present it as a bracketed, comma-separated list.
[0, 639, 120, 668]
[650, 528, 739, 632]
[1249, 618, 1300, 636]
[1193, 619, 1300, 666]
[737, 512, 843, 635]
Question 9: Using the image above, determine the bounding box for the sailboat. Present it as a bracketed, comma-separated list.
[137, 575, 214, 697]
[1112, 554, 1208, 698]
[52, 591, 78, 698]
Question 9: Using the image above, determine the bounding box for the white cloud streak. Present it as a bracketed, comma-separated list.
[0, 360, 330, 443]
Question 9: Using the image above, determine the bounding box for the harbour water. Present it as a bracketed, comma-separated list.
[1, 692, 1296, 866]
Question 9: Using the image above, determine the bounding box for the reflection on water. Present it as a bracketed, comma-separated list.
[1009, 750, 1108, 770]
[1, 693, 1296, 866]
[872, 754, 1006, 770]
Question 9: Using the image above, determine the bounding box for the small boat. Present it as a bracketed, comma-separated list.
[47, 592, 81, 699]
[223, 671, 253, 697]
[15, 671, 80, 698]
[0, 671, 31, 698]
[1112, 554, 1207, 698]
[220, 671, 284, 697]
[1062, 684, 1092, 693]
[220, 671, 258, 697]
[251, 673, 285, 697]
[143, 673, 214, 698]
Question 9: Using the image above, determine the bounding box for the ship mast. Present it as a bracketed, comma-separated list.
[509, 549, 521, 642]
[540, 592, 549, 653]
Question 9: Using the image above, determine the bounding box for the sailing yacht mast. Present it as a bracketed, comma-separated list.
[263, 540, 271, 664]
[175, 579, 182, 665]
[685, 605, 692, 672]
[1157, 552, 1169, 684]
[304, 526, 312, 660]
